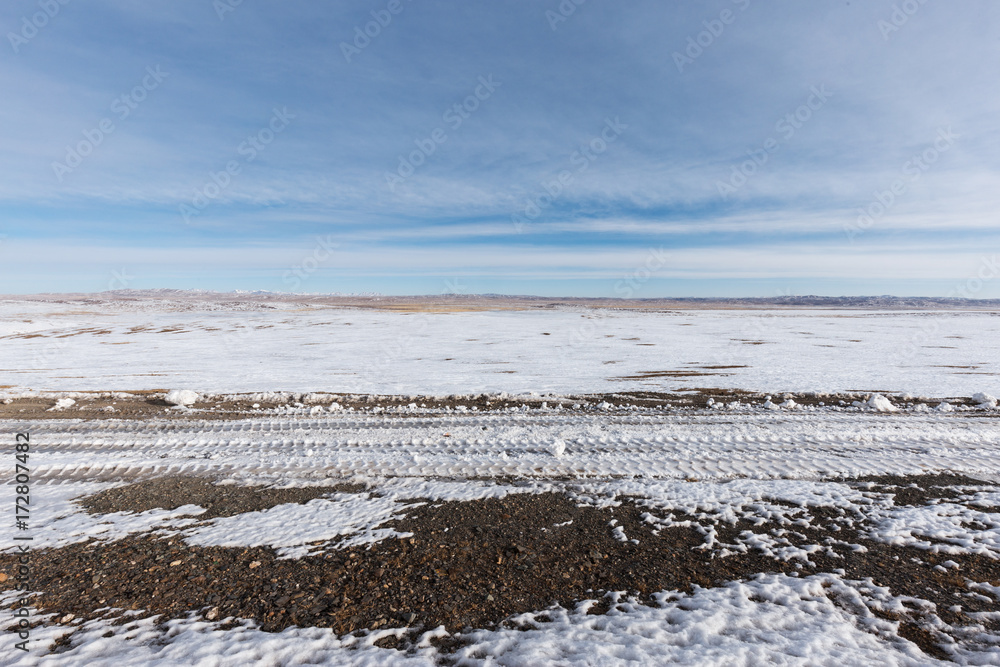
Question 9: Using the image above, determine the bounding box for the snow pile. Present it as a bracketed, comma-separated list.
[936, 401, 954, 413]
[48, 397, 76, 411]
[973, 392, 998, 408]
[550, 439, 567, 457]
[165, 389, 199, 406]
[865, 395, 898, 413]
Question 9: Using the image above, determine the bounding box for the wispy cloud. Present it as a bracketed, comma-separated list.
[2, 0, 998, 295]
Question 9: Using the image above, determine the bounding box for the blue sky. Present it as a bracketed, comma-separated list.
[1, 0, 998, 297]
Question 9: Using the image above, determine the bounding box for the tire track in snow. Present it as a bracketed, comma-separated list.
[11, 412, 1000, 483]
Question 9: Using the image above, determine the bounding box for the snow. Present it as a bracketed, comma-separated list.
[867, 501, 1000, 558]
[0, 477, 551, 554]
[13, 410, 1000, 495]
[973, 393, 998, 408]
[181, 492, 412, 558]
[0, 574, 953, 666]
[164, 389, 199, 406]
[866, 394, 899, 413]
[0, 482, 203, 551]
[3, 300, 1000, 397]
[4, 298, 1000, 663]
[3, 434, 998, 663]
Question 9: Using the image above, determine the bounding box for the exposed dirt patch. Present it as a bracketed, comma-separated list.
[613, 371, 721, 379]
[848, 473, 993, 506]
[79, 476, 367, 519]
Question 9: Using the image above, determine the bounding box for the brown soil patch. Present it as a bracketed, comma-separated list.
[848, 472, 993, 505]
[79, 477, 367, 519]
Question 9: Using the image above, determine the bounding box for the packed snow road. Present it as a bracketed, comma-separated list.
[14, 410, 1000, 485]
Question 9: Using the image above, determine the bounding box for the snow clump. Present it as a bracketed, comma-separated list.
[550, 440, 567, 457]
[164, 390, 199, 407]
[865, 394, 898, 413]
[972, 392, 997, 408]
[48, 398, 76, 411]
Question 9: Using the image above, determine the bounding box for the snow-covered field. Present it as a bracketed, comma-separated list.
[2, 296, 1000, 665]
[1, 297, 999, 397]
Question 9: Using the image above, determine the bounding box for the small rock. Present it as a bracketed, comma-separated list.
[169, 560, 183, 567]
[205, 607, 219, 621]
[249, 560, 262, 569]
[400, 612, 417, 624]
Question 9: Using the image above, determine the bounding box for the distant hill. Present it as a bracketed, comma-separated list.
[2, 290, 999, 312]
